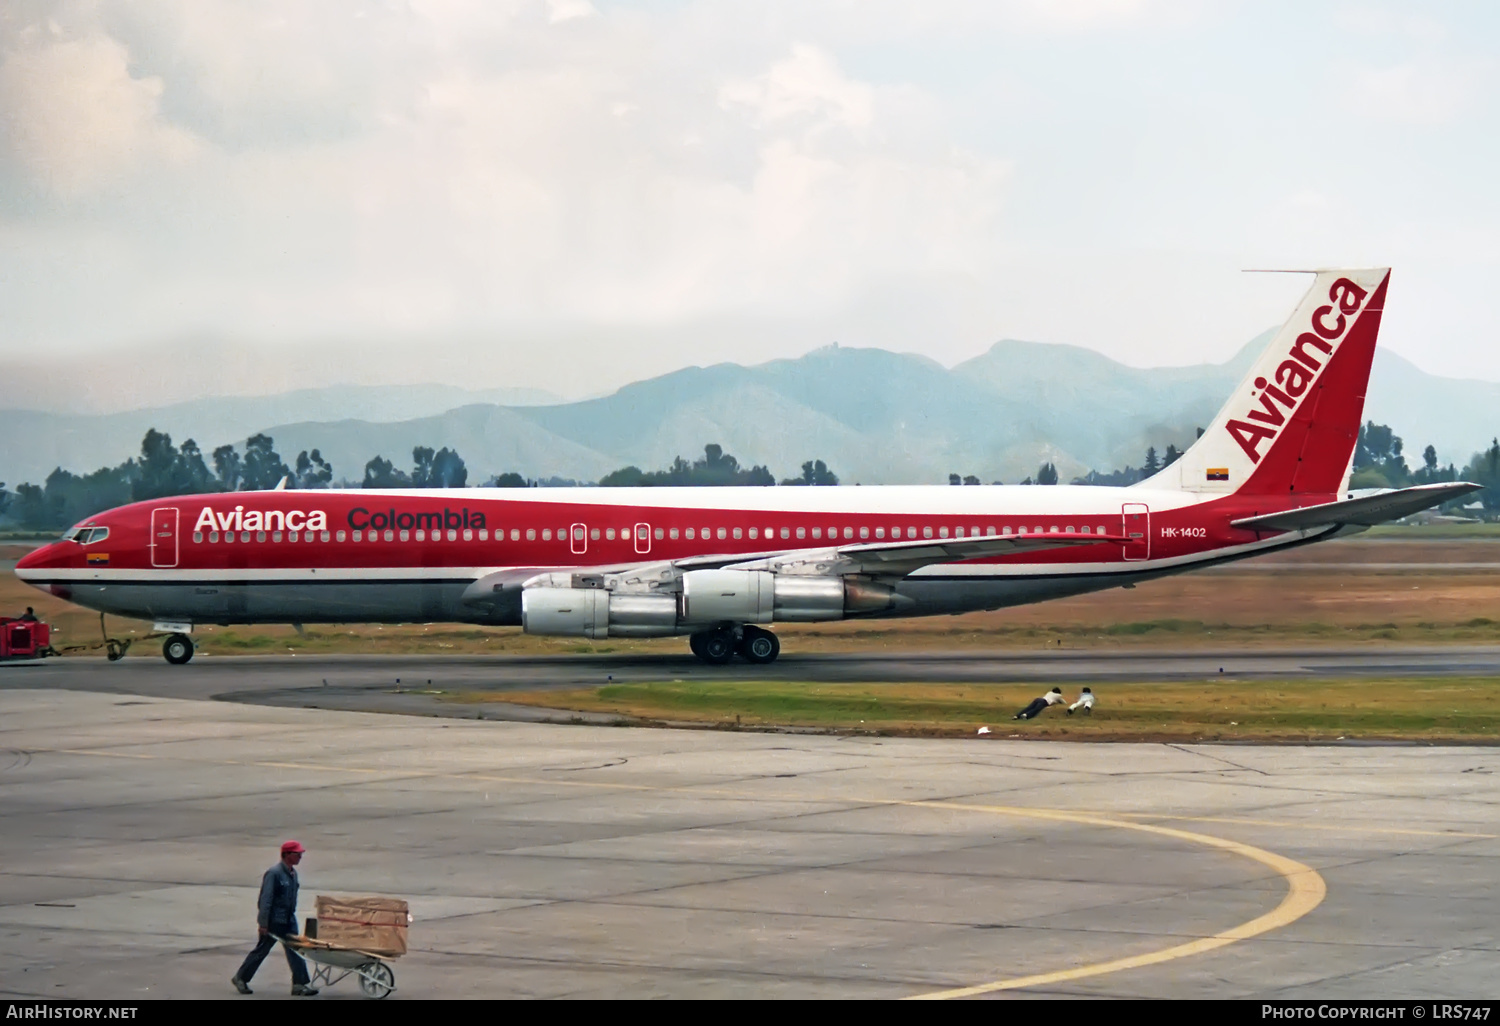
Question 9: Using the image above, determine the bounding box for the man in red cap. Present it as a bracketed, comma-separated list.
[231, 841, 317, 996]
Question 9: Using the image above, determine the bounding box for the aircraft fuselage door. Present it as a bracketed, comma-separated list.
[570, 523, 587, 556]
[1122, 503, 1150, 561]
[634, 523, 652, 555]
[150, 507, 180, 568]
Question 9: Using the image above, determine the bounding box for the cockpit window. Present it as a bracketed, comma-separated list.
[65, 526, 109, 544]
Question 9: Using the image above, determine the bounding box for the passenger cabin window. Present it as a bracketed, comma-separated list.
[796, 527, 806, 539]
[670, 528, 679, 540]
[193, 532, 203, 543]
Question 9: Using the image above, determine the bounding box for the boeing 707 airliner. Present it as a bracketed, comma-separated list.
[15, 268, 1477, 665]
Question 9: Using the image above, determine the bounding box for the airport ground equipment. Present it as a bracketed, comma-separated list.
[0, 617, 55, 662]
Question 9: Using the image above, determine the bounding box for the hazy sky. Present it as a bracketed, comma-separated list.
[2, 0, 1497, 404]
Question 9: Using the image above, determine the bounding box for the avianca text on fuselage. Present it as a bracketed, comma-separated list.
[1224, 277, 1369, 463]
[193, 505, 329, 533]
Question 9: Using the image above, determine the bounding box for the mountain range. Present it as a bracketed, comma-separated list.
[2, 338, 1496, 488]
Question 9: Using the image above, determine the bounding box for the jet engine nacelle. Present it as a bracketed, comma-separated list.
[520, 570, 903, 639]
[520, 588, 678, 640]
[678, 569, 899, 624]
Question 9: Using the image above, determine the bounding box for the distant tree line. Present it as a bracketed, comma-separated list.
[1350, 421, 1500, 509]
[0, 433, 846, 529]
[595, 446, 839, 487]
[2, 431, 334, 531]
[8, 422, 1500, 532]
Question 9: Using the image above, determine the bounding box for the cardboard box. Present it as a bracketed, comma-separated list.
[313, 896, 409, 956]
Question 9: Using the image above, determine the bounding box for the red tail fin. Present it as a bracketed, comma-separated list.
[1149, 268, 1390, 497]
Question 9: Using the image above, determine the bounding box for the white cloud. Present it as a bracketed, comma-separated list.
[547, 0, 596, 24]
[1340, 58, 1486, 125]
[0, 31, 198, 196]
[721, 44, 875, 130]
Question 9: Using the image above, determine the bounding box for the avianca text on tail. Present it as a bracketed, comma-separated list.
[1224, 275, 1369, 463]
[14, 268, 1479, 667]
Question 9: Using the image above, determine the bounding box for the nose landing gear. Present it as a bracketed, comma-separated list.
[688, 626, 781, 665]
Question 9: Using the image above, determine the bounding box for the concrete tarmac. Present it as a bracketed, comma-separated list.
[5, 648, 1500, 723]
[0, 687, 1496, 999]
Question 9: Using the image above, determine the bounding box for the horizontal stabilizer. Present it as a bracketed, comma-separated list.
[1230, 482, 1480, 533]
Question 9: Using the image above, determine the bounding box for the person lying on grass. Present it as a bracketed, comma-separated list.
[1015, 688, 1065, 720]
[1068, 688, 1095, 715]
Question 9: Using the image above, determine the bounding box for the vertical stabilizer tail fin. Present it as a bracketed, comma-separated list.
[1145, 267, 1390, 497]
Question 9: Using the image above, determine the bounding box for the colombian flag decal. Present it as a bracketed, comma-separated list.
[86, 552, 109, 565]
[1206, 468, 1230, 481]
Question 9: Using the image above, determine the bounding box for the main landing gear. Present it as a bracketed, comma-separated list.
[162, 633, 194, 665]
[688, 625, 781, 665]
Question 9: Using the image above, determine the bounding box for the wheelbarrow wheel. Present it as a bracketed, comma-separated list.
[358, 960, 394, 999]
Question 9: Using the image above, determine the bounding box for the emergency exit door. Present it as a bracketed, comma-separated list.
[634, 523, 652, 555]
[570, 523, 587, 555]
[1122, 503, 1150, 561]
[150, 507, 180, 567]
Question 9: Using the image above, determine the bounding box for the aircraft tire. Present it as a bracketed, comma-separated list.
[688, 632, 708, 659]
[697, 630, 737, 665]
[163, 634, 194, 666]
[739, 626, 780, 664]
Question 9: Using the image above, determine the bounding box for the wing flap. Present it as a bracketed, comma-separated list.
[1230, 482, 1480, 533]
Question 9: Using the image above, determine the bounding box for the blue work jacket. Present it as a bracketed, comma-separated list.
[256, 861, 299, 931]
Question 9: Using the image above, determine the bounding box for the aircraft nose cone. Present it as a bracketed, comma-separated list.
[15, 542, 61, 573]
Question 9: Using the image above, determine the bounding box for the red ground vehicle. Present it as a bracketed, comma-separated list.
[0, 617, 55, 661]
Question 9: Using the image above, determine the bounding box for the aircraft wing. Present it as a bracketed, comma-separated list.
[714, 530, 1129, 578]
[462, 531, 1127, 609]
[1230, 482, 1481, 533]
[817, 530, 1129, 576]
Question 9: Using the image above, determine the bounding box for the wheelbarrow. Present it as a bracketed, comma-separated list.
[279, 935, 398, 999]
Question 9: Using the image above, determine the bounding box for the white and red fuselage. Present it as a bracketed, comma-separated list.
[20, 269, 1461, 663]
[14, 484, 1332, 627]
